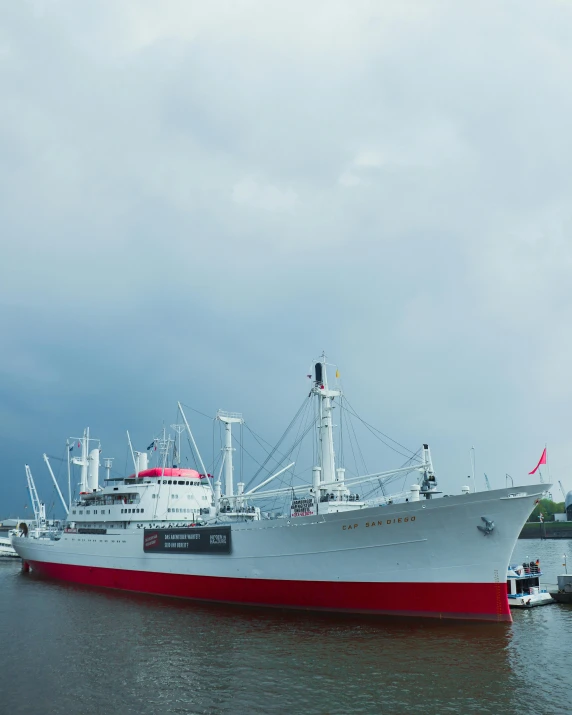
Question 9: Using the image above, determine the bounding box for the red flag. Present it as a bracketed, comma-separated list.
[529, 448, 547, 475]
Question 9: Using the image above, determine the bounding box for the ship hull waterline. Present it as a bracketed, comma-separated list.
[13, 485, 545, 623]
[25, 560, 510, 622]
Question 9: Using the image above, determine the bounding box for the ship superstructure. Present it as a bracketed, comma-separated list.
[12, 356, 547, 622]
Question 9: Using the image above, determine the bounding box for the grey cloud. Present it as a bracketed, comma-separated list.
[1, 0, 571, 514]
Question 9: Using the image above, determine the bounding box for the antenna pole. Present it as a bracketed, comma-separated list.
[104, 458, 114, 483]
[126, 431, 138, 477]
[170, 424, 186, 467]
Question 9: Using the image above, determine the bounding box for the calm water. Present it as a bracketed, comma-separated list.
[1, 540, 571, 715]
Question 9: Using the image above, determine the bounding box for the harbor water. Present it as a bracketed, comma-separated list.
[1, 539, 571, 715]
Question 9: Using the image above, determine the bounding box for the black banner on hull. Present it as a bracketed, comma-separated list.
[143, 526, 231, 554]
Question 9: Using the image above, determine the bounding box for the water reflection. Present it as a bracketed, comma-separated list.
[1, 542, 571, 715]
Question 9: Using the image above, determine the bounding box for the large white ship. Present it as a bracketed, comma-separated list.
[12, 356, 546, 622]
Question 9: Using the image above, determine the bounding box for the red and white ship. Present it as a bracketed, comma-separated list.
[12, 356, 546, 622]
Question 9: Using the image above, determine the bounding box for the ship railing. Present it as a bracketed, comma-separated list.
[75, 495, 140, 508]
[219, 506, 257, 513]
[319, 493, 362, 503]
[513, 586, 553, 595]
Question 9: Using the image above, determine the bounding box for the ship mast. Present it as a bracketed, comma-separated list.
[216, 411, 244, 497]
[81, 427, 89, 492]
[155, 427, 173, 474]
[311, 354, 341, 499]
[170, 424, 186, 467]
[70, 428, 101, 494]
[70, 428, 90, 493]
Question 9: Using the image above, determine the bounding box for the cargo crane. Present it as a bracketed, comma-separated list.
[24, 464, 46, 528]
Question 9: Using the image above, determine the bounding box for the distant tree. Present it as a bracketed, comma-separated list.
[528, 498, 565, 522]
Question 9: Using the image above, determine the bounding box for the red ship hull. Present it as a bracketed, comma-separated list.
[27, 560, 512, 622]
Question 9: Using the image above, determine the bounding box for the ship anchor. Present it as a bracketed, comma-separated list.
[477, 516, 495, 535]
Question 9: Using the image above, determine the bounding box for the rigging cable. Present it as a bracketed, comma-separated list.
[361, 448, 422, 500]
[276, 396, 313, 492]
[338, 398, 417, 460]
[244, 424, 290, 465]
[243, 395, 312, 491]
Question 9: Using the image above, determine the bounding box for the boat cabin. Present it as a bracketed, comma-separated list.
[506, 560, 553, 608]
[507, 561, 542, 598]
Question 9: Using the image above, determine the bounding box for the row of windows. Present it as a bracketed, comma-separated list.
[162, 480, 199, 486]
[76, 499, 125, 507]
[72, 509, 112, 515]
[168, 508, 194, 513]
[70, 495, 210, 518]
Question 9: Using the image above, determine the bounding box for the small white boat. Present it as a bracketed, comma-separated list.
[0, 535, 19, 558]
[507, 560, 554, 608]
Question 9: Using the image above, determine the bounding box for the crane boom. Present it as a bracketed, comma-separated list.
[25, 464, 46, 526]
[43, 454, 69, 514]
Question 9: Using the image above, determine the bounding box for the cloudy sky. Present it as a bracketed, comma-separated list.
[1, 0, 571, 516]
